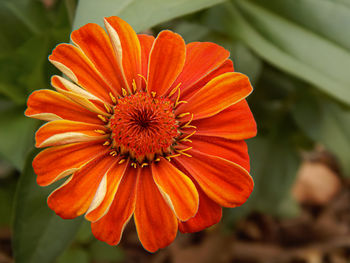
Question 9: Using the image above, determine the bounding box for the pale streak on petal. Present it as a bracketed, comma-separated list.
[53, 76, 102, 101]
[49, 60, 78, 83]
[155, 186, 177, 217]
[104, 18, 130, 91]
[42, 168, 78, 187]
[86, 174, 108, 215]
[25, 113, 63, 121]
[55, 87, 109, 116]
[37, 132, 107, 148]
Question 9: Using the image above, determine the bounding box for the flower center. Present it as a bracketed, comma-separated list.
[110, 92, 179, 162]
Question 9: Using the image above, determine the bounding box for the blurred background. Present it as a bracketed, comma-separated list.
[1, 0, 350, 262]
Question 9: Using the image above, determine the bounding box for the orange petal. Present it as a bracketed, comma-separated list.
[86, 159, 130, 222]
[47, 153, 115, 219]
[49, 43, 114, 103]
[104, 16, 141, 91]
[180, 135, 250, 172]
[134, 166, 178, 252]
[71, 23, 124, 96]
[191, 100, 257, 140]
[151, 158, 199, 221]
[33, 140, 107, 186]
[147, 30, 186, 96]
[51, 75, 108, 116]
[174, 149, 254, 208]
[35, 120, 108, 148]
[25, 90, 103, 125]
[180, 59, 234, 101]
[138, 34, 155, 80]
[91, 166, 139, 245]
[179, 185, 222, 233]
[169, 42, 229, 96]
[176, 72, 253, 120]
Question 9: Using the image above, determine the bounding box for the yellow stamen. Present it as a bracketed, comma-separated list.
[131, 162, 137, 168]
[165, 154, 181, 161]
[177, 112, 190, 118]
[109, 151, 117, 156]
[138, 74, 148, 90]
[109, 92, 117, 104]
[118, 159, 126, 164]
[176, 147, 193, 158]
[168, 83, 181, 97]
[97, 114, 107, 122]
[95, 129, 106, 135]
[103, 141, 110, 146]
[151, 91, 156, 98]
[180, 130, 196, 142]
[122, 88, 128, 97]
[104, 103, 111, 113]
[155, 158, 161, 162]
[181, 113, 193, 128]
[132, 79, 137, 93]
[176, 100, 187, 106]
[141, 163, 149, 168]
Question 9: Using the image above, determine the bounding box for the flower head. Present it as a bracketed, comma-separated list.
[25, 16, 257, 252]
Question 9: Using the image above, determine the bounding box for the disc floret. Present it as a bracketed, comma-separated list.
[110, 92, 179, 163]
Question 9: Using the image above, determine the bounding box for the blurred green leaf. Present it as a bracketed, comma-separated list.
[73, 0, 225, 32]
[90, 240, 124, 262]
[204, 0, 350, 105]
[0, 178, 16, 226]
[0, 105, 38, 170]
[247, 136, 300, 218]
[250, 0, 350, 50]
[293, 93, 350, 176]
[57, 248, 89, 263]
[13, 151, 83, 263]
[0, 0, 71, 104]
[173, 21, 210, 43]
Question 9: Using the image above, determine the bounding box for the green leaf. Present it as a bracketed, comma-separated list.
[12, 151, 83, 263]
[90, 240, 124, 262]
[0, 105, 38, 170]
[57, 248, 89, 263]
[205, 0, 350, 105]
[73, 0, 225, 32]
[247, 136, 300, 217]
[292, 94, 350, 176]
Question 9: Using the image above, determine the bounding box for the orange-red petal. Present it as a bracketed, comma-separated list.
[104, 16, 141, 91]
[175, 149, 254, 208]
[86, 159, 130, 222]
[49, 44, 114, 103]
[51, 75, 108, 116]
[33, 140, 106, 186]
[35, 120, 108, 148]
[176, 72, 253, 120]
[147, 30, 186, 96]
[25, 90, 103, 125]
[191, 100, 257, 140]
[170, 42, 229, 96]
[91, 166, 139, 245]
[47, 153, 115, 219]
[138, 34, 155, 80]
[134, 166, 177, 252]
[71, 23, 124, 96]
[151, 158, 199, 221]
[179, 185, 222, 233]
[180, 59, 234, 101]
[180, 135, 250, 172]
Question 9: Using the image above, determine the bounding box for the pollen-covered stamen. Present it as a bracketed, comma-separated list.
[110, 92, 179, 163]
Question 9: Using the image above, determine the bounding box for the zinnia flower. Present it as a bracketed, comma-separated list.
[25, 16, 257, 252]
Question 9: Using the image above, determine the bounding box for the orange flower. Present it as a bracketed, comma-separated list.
[25, 16, 257, 252]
